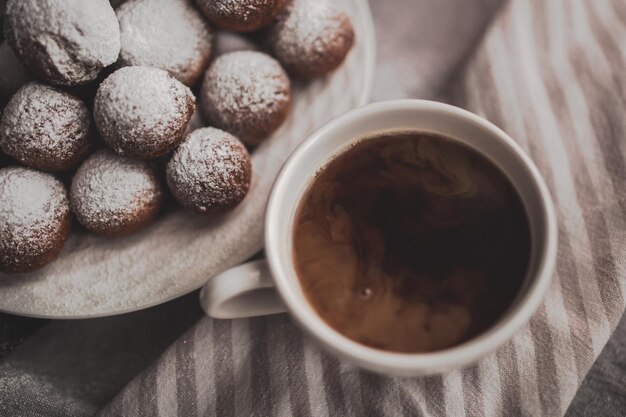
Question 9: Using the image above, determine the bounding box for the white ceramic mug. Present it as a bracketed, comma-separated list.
[199, 100, 557, 376]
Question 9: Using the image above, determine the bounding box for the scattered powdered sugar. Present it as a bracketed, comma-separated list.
[166, 127, 251, 214]
[200, 51, 290, 144]
[70, 149, 162, 234]
[94, 66, 195, 159]
[116, 0, 212, 86]
[0, 41, 33, 106]
[0, 82, 93, 171]
[4, 0, 120, 86]
[0, 167, 70, 272]
[265, 0, 354, 78]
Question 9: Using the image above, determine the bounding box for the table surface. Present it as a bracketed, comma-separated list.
[1, 0, 625, 414]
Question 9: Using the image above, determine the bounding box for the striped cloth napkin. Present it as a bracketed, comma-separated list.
[101, 0, 626, 415]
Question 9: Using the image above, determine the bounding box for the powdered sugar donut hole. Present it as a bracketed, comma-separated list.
[0, 82, 95, 172]
[0, 166, 71, 273]
[116, 0, 212, 86]
[70, 149, 163, 236]
[166, 127, 251, 215]
[200, 51, 290, 145]
[94, 66, 195, 159]
[196, 0, 286, 32]
[4, 0, 121, 86]
[264, 0, 354, 79]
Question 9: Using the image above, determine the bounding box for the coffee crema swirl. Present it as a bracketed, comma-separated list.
[293, 132, 531, 353]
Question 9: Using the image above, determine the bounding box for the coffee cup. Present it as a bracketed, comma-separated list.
[199, 99, 557, 376]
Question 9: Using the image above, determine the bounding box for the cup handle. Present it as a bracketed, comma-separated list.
[199, 259, 287, 319]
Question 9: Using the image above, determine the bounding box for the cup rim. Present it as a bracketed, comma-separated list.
[265, 99, 557, 374]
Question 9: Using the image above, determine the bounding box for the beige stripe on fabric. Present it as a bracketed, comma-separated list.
[337, 361, 366, 417]
[303, 342, 330, 417]
[511, 327, 542, 415]
[212, 319, 235, 417]
[231, 319, 253, 417]
[248, 318, 272, 417]
[156, 345, 178, 416]
[266, 317, 293, 417]
[192, 318, 215, 417]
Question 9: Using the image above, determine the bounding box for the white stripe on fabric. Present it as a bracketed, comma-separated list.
[478, 356, 503, 417]
[484, 24, 530, 150]
[541, 275, 583, 414]
[156, 350, 178, 417]
[511, 326, 543, 416]
[442, 371, 467, 417]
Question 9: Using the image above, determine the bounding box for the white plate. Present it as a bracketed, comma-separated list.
[0, 0, 375, 319]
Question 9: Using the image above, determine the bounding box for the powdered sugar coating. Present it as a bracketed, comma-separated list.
[196, 0, 286, 32]
[94, 66, 195, 159]
[4, 0, 121, 86]
[264, 0, 354, 78]
[0, 82, 94, 172]
[200, 51, 290, 145]
[71, 149, 163, 235]
[0, 166, 70, 273]
[116, 0, 213, 86]
[166, 127, 251, 214]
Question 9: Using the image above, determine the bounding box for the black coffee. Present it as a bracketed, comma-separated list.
[292, 132, 531, 353]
